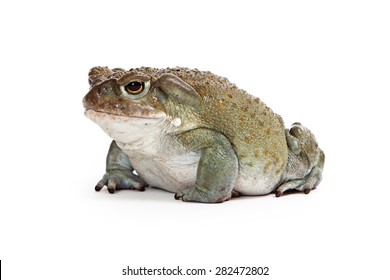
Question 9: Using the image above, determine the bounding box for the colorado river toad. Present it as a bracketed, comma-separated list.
[83, 67, 325, 203]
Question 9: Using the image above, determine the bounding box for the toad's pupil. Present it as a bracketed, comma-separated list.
[125, 81, 143, 93]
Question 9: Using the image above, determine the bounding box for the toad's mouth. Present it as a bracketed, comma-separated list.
[84, 109, 166, 122]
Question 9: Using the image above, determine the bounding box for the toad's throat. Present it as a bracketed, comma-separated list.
[84, 109, 168, 147]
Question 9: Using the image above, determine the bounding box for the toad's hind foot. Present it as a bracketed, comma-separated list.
[275, 150, 324, 197]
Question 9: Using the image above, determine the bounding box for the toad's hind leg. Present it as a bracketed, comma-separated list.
[275, 150, 324, 196]
[275, 123, 325, 197]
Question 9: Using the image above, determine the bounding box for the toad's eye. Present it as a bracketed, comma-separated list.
[125, 81, 144, 95]
[120, 80, 150, 99]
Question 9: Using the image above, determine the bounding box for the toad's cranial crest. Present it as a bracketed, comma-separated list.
[83, 66, 325, 203]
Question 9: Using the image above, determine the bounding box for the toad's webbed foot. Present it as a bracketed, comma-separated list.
[95, 169, 147, 194]
[174, 185, 235, 203]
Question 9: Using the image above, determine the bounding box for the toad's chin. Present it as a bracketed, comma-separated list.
[84, 109, 167, 143]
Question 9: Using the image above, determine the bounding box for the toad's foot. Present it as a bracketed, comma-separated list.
[174, 186, 234, 203]
[275, 151, 324, 197]
[95, 169, 147, 194]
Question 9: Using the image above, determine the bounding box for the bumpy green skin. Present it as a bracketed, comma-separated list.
[83, 67, 324, 203]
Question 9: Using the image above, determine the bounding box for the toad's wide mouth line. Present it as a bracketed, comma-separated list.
[84, 109, 166, 120]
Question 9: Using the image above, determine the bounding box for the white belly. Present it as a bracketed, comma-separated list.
[118, 142, 201, 193]
[119, 142, 278, 195]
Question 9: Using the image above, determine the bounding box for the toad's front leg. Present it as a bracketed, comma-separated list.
[95, 141, 147, 194]
[174, 129, 238, 203]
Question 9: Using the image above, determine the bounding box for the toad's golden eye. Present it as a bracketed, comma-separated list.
[120, 79, 150, 100]
[124, 81, 144, 95]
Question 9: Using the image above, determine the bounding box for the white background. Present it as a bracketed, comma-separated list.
[1, 0, 389, 279]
